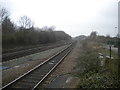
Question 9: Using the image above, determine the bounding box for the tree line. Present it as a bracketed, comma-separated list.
[89, 31, 118, 47]
[0, 8, 71, 49]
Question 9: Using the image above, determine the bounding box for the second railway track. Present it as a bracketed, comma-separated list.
[2, 42, 76, 89]
[2, 42, 71, 62]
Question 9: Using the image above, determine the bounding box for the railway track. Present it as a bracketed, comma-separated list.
[3, 41, 68, 54]
[2, 42, 76, 89]
[2, 42, 71, 62]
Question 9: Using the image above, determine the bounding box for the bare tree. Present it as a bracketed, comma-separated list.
[106, 34, 110, 38]
[42, 26, 49, 31]
[2, 16, 15, 33]
[42, 26, 56, 31]
[0, 7, 8, 24]
[48, 26, 56, 31]
[90, 31, 97, 37]
[18, 16, 34, 29]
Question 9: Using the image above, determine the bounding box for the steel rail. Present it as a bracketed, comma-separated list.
[2, 42, 71, 62]
[1, 43, 74, 89]
[3, 41, 70, 54]
[32, 50, 71, 90]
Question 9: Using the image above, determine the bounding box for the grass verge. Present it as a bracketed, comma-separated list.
[74, 40, 119, 88]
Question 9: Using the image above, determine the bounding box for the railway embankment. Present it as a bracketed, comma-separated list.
[74, 40, 119, 88]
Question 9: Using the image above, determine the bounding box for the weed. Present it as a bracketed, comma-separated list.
[75, 40, 119, 88]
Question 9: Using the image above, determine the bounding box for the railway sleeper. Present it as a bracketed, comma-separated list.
[12, 82, 35, 88]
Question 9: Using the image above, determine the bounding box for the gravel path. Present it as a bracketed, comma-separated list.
[2, 45, 69, 86]
[2, 45, 68, 68]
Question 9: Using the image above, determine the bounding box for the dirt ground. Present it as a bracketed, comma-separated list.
[42, 41, 82, 88]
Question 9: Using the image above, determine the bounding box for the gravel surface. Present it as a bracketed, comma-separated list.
[2, 45, 69, 86]
[2, 45, 68, 68]
[42, 41, 81, 88]
[46, 74, 69, 88]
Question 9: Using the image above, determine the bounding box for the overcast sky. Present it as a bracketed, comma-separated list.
[0, 0, 119, 37]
